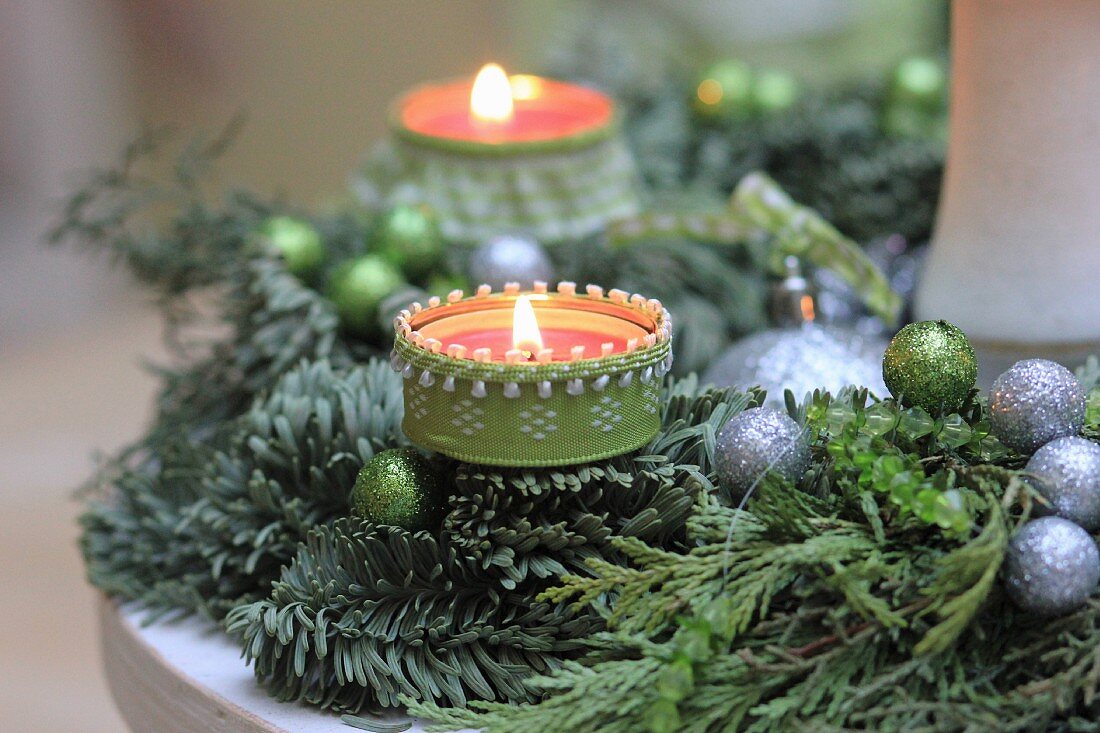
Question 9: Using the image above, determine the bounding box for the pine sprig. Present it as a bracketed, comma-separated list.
[48, 121, 258, 296]
[412, 480, 1098, 733]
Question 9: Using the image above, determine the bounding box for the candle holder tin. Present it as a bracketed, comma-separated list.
[391, 282, 672, 467]
[359, 76, 641, 244]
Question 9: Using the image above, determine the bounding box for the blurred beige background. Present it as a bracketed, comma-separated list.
[0, 3, 506, 731]
[0, 2, 941, 731]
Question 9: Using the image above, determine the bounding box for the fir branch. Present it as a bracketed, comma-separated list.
[225, 379, 756, 710]
[49, 120, 265, 300]
[228, 519, 584, 710]
[83, 358, 406, 619]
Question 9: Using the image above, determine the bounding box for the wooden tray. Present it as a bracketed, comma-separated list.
[98, 598, 469, 733]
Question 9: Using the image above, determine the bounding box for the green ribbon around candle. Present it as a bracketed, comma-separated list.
[392, 289, 672, 467]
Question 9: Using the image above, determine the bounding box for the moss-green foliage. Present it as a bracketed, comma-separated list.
[689, 87, 944, 244]
[412, 392, 1100, 733]
[554, 48, 944, 245]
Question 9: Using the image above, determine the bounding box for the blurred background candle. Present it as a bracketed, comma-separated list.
[398, 62, 615, 145]
[364, 61, 640, 243]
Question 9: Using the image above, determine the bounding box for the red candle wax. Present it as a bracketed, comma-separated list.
[442, 328, 628, 361]
[396, 74, 614, 145]
[414, 298, 650, 363]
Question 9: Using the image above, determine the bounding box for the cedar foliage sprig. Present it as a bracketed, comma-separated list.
[411, 392, 1100, 732]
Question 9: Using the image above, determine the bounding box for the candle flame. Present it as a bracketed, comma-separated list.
[696, 78, 724, 106]
[470, 63, 514, 124]
[509, 74, 542, 101]
[800, 294, 816, 322]
[512, 294, 544, 354]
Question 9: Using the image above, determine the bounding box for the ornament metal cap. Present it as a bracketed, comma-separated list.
[392, 283, 672, 467]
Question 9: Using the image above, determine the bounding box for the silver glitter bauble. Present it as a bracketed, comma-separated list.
[1025, 437, 1100, 531]
[988, 359, 1086, 453]
[703, 324, 887, 407]
[467, 234, 554, 289]
[1003, 516, 1099, 617]
[714, 407, 811, 502]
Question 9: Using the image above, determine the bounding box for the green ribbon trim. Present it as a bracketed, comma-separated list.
[731, 173, 902, 325]
[388, 102, 623, 158]
[605, 172, 902, 325]
[402, 369, 662, 467]
[394, 333, 671, 383]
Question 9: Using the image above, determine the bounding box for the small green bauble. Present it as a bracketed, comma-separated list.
[259, 216, 325, 278]
[751, 69, 799, 115]
[694, 60, 754, 120]
[424, 272, 471, 298]
[350, 448, 444, 532]
[887, 57, 947, 114]
[882, 320, 977, 415]
[327, 255, 405, 335]
[376, 204, 443, 280]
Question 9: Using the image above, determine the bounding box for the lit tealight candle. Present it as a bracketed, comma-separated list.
[405, 290, 650, 363]
[512, 294, 545, 357]
[470, 63, 514, 127]
[382, 63, 641, 242]
[395, 63, 615, 147]
[391, 283, 673, 467]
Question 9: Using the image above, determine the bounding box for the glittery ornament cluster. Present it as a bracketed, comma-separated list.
[467, 234, 553, 289]
[1003, 516, 1100, 617]
[988, 359, 1086, 454]
[350, 448, 444, 532]
[704, 324, 886, 406]
[881, 320, 977, 415]
[714, 407, 811, 502]
[1025, 436, 1100, 531]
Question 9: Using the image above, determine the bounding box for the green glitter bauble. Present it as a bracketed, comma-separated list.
[327, 255, 405, 335]
[258, 216, 325, 278]
[694, 60, 754, 119]
[350, 448, 444, 532]
[376, 204, 443, 280]
[882, 320, 977, 415]
[751, 69, 799, 115]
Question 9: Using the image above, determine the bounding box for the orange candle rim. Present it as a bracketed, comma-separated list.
[388, 75, 621, 157]
[393, 284, 672, 381]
